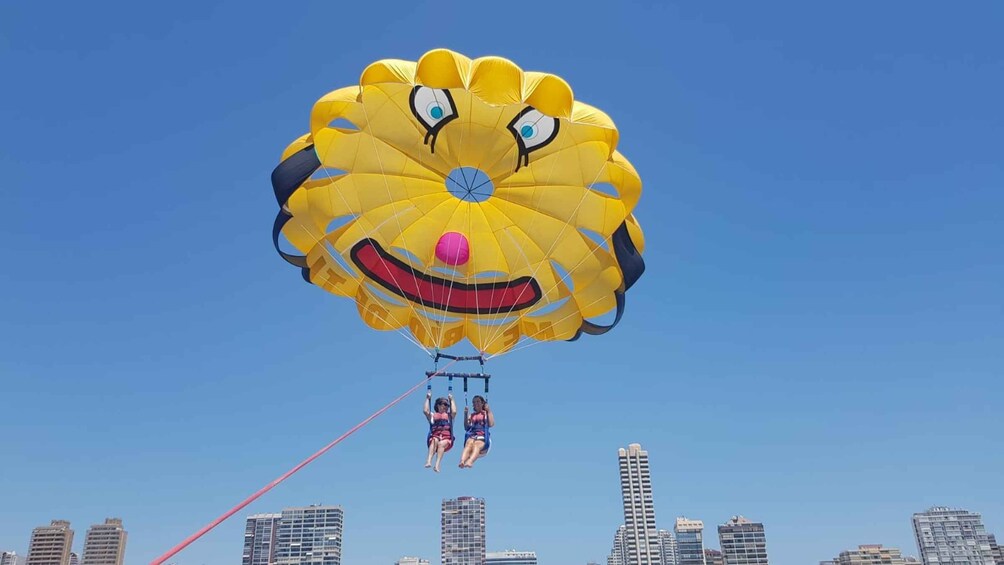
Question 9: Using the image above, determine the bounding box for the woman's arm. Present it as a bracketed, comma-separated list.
[423, 391, 431, 420]
[449, 394, 457, 418]
[485, 402, 495, 427]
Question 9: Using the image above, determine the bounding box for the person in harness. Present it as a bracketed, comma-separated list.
[459, 395, 493, 469]
[424, 391, 456, 472]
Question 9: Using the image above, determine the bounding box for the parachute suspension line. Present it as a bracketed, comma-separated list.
[484, 141, 611, 354]
[479, 114, 536, 351]
[456, 102, 510, 353]
[482, 111, 571, 351]
[482, 134, 571, 352]
[275, 148, 427, 354]
[429, 88, 475, 351]
[355, 92, 438, 352]
[485, 291, 619, 359]
[308, 120, 432, 354]
[403, 97, 450, 351]
[149, 361, 461, 565]
[429, 350, 439, 394]
[434, 191, 468, 350]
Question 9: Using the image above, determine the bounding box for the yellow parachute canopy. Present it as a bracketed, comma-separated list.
[271, 49, 645, 355]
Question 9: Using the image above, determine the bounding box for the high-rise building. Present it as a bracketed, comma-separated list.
[833, 545, 906, 565]
[718, 516, 768, 565]
[441, 497, 486, 565]
[26, 521, 74, 565]
[610, 526, 628, 565]
[2, 553, 24, 565]
[704, 550, 724, 565]
[68, 554, 78, 565]
[244, 513, 282, 565]
[658, 530, 678, 565]
[675, 518, 705, 565]
[81, 519, 126, 565]
[912, 507, 995, 565]
[395, 558, 430, 565]
[486, 550, 537, 565]
[987, 535, 1003, 565]
[618, 444, 661, 565]
[274, 505, 344, 565]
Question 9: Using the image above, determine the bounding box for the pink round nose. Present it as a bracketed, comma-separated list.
[435, 232, 470, 266]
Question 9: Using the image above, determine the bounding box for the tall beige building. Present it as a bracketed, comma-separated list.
[833, 545, 907, 565]
[81, 519, 126, 565]
[618, 444, 661, 565]
[26, 521, 74, 565]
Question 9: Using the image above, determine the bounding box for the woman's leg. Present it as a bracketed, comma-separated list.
[425, 439, 437, 468]
[465, 439, 486, 468]
[460, 439, 475, 468]
[434, 440, 448, 472]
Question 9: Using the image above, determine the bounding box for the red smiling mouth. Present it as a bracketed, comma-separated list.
[350, 239, 542, 315]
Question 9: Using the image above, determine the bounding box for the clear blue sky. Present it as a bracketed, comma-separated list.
[2, 2, 1002, 565]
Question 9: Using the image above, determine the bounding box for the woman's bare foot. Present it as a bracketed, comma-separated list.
[424, 461, 432, 468]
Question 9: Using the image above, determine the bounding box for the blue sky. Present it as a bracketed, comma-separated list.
[2, 2, 1002, 565]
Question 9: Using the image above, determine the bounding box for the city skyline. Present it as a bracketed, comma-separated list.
[3, 445, 1002, 565]
[6, 503, 1004, 565]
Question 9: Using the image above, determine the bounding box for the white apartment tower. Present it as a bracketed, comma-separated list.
[441, 497, 486, 565]
[26, 521, 74, 565]
[610, 526, 628, 565]
[274, 505, 344, 565]
[618, 444, 661, 565]
[658, 530, 679, 565]
[913, 507, 995, 565]
[80, 519, 126, 565]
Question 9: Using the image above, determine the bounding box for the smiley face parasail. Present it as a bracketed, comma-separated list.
[271, 49, 645, 355]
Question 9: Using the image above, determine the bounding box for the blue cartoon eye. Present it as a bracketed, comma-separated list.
[509, 107, 559, 152]
[410, 86, 457, 132]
